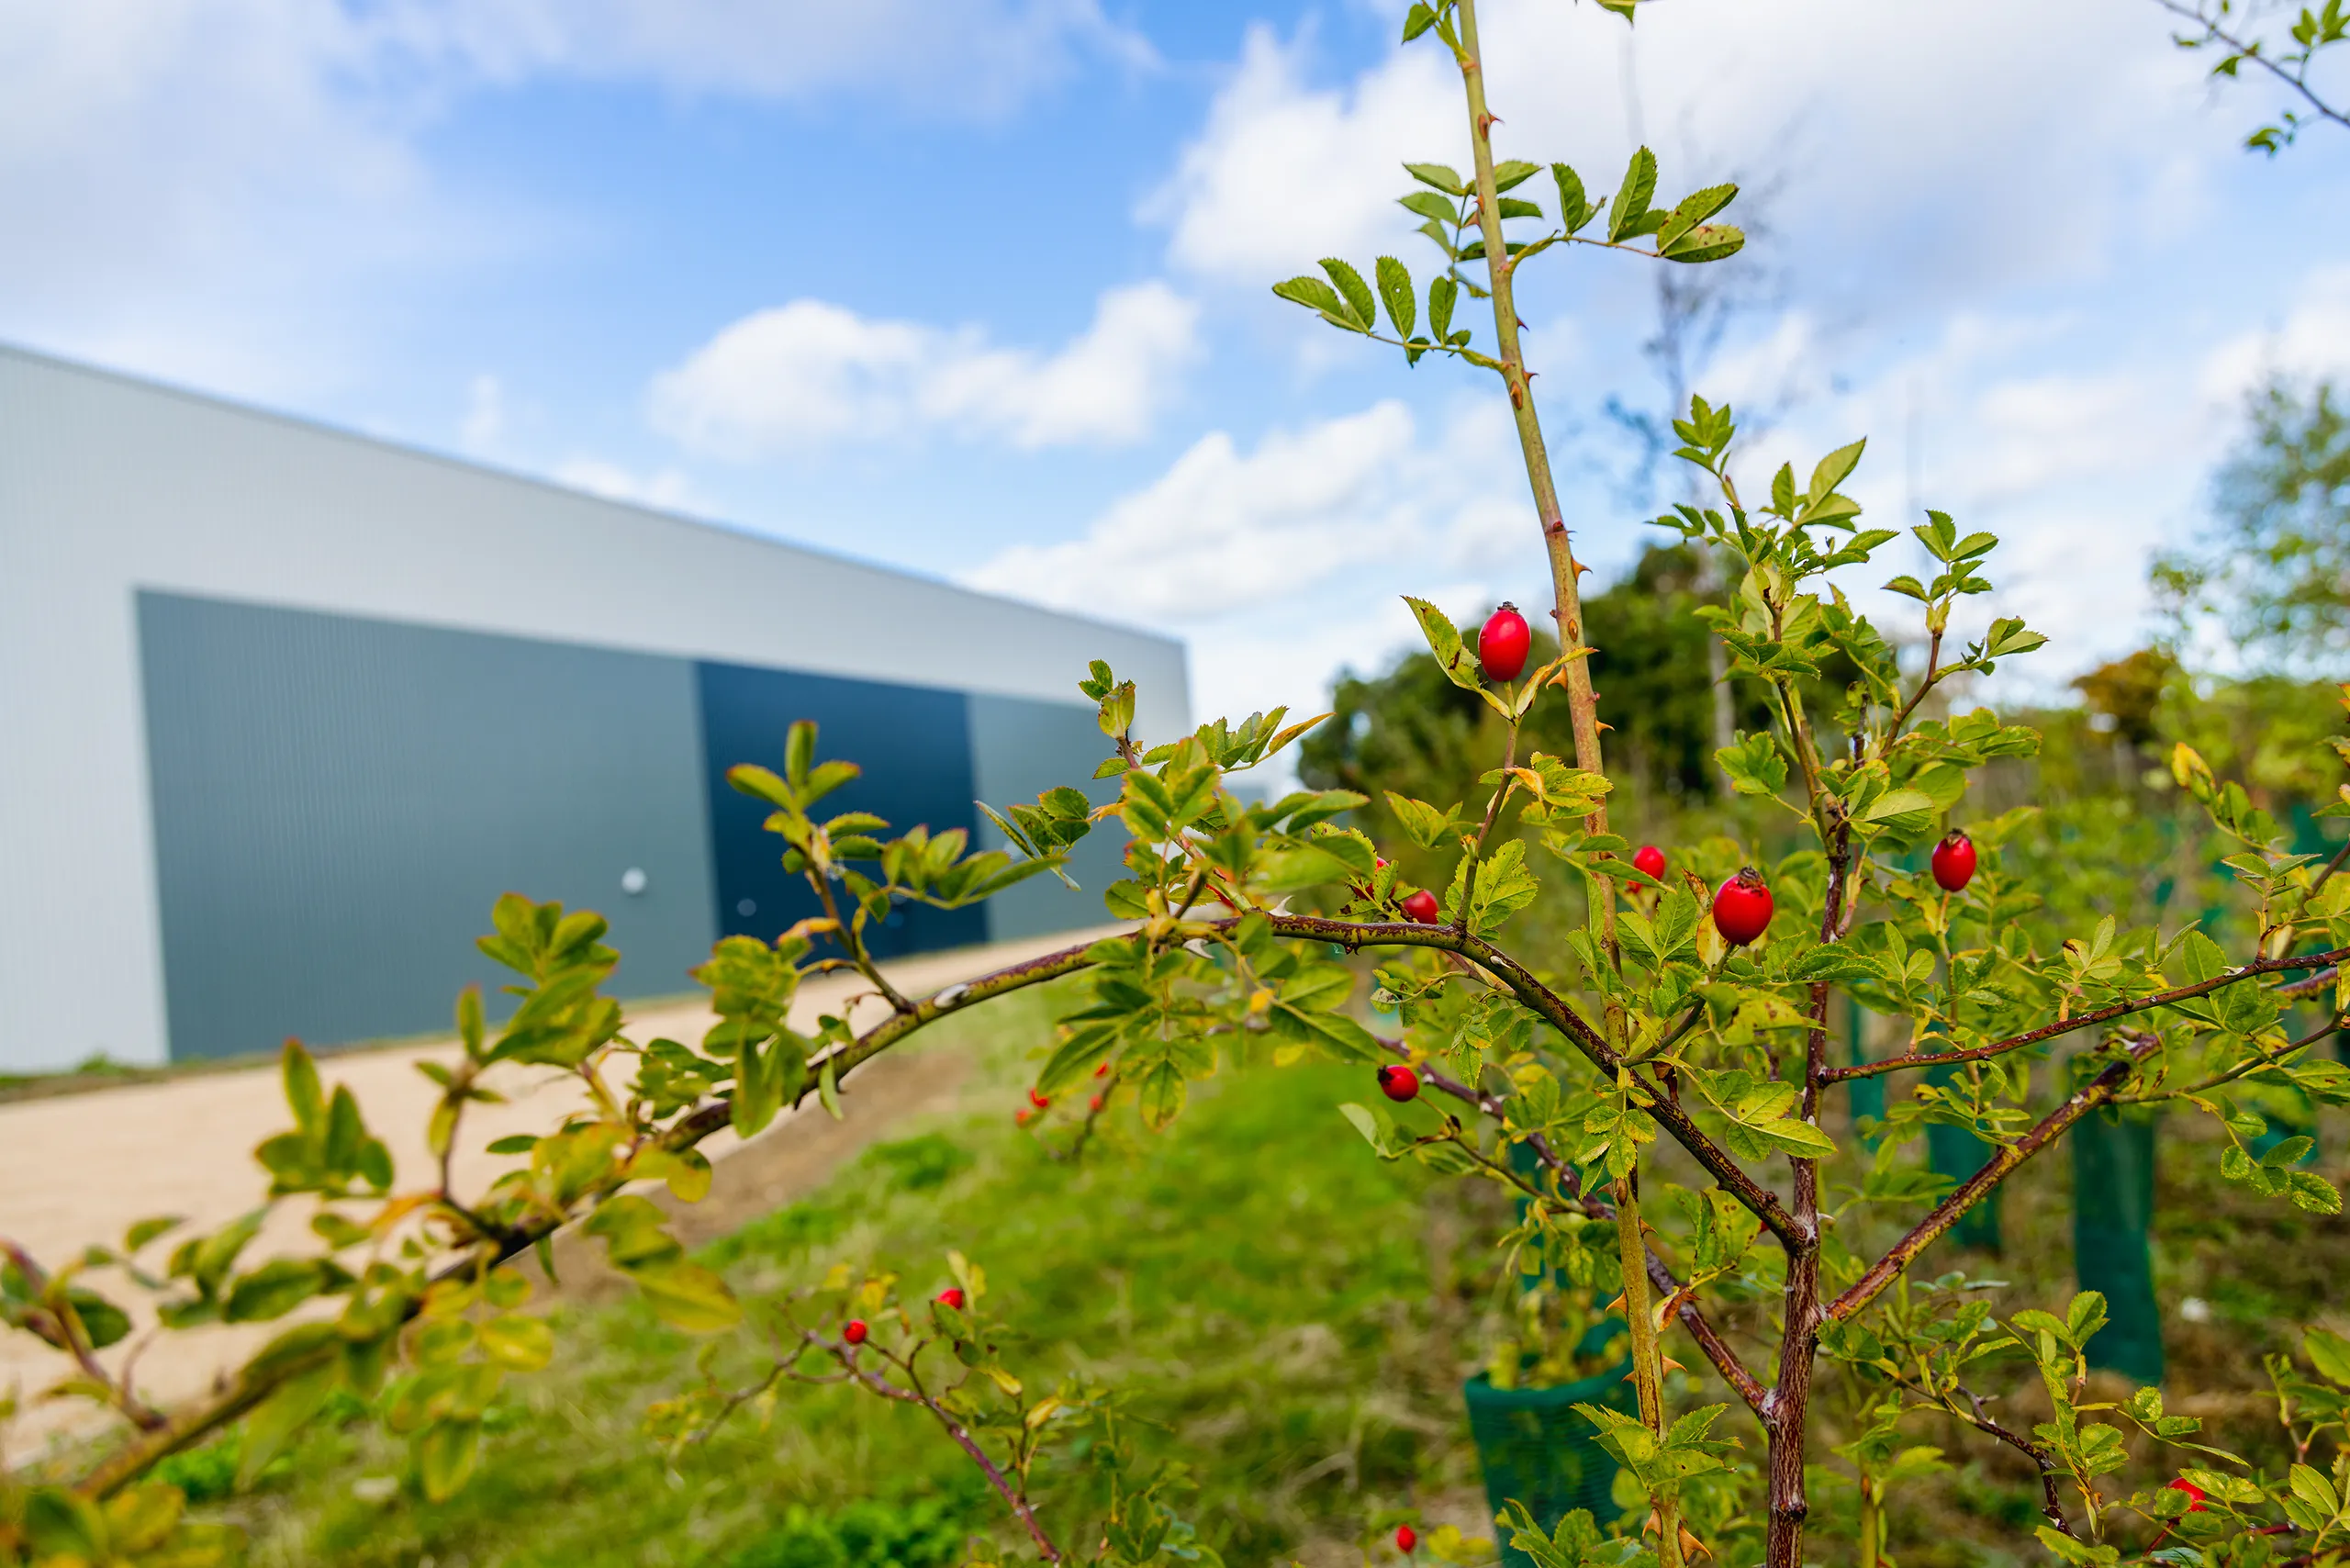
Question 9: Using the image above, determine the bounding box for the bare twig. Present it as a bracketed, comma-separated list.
[809, 1328, 1064, 1564]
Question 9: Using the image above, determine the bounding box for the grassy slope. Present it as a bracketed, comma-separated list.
[209, 987, 1482, 1567]
[158, 982, 2348, 1567]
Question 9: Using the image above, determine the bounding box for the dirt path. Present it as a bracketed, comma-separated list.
[0, 928, 1111, 1459]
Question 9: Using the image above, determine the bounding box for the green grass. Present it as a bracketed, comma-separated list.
[213, 988, 1484, 1566]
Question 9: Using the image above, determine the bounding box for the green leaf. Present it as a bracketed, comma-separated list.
[1607, 147, 1658, 243]
[1716, 732, 1788, 798]
[1402, 1, 1438, 40]
[1338, 1102, 1383, 1149]
[1807, 438, 1866, 505]
[1398, 190, 1456, 225]
[480, 1314, 554, 1371]
[1491, 159, 1543, 193]
[123, 1215, 182, 1254]
[1660, 223, 1744, 264]
[1271, 274, 1353, 328]
[733, 1036, 788, 1137]
[281, 1040, 323, 1133]
[240, 1361, 340, 1488]
[1861, 789, 1938, 823]
[1401, 596, 1482, 689]
[1657, 182, 1736, 249]
[1320, 257, 1377, 329]
[1404, 162, 1467, 196]
[416, 1417, 482, 1502]
[1550, 162, 1599, 235]
[1272, 1005, 1388, 1064]
[1374, 255, 1416, 338]
[224, 1258, 331, 1323]
[2305, 1327, 2350, 1386]
[1384, 791, 1460, 849]
[726, 764, 795, 809]
[2288, 1169, 2342, 1213]
[1427, 274, 1459, 341]
[628, 1258, 743, 1334]
[1138, 1060, 1188, 1130]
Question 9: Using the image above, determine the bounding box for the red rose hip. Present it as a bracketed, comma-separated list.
[935, 1287, 966, 1310]
[1479, 602, 1531, 683]
[1029, 1087, 1050, 1108]
[1930, 829, 1977, 892]
[1401, 888, 1441, 924]
[1631, 844, 1666, 880]
[1711, 868, 1774, 946]
[1396, 1524, 1418, 1553]
[1376, 1064, 1420, 1103]
[843, 1318, 869, 1345]
[2167, 1477, 2208, 1512]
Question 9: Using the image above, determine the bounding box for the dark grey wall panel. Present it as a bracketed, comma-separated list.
[696, 662, 985, 959]
[968, 693, 1128, 941]
[138, 592, 716, 1061]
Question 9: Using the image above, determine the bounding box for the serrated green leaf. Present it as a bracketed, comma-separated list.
[1404, 162, 1467, 196]
[1374, 255, 1415, 338]
[1320, 257, 1377, 328]
[1608, 147, 1658, 243]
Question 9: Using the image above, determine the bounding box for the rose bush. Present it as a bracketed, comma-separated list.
[7, 4, 2350, 1566]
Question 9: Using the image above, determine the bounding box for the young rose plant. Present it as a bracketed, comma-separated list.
[7, 2, 2350, 1566]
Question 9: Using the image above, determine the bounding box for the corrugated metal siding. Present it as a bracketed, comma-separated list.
[0, 342, 1189, 1070]
[139, 592, 716, 1061]
[695, 662, 985, 959]
[968, 693, 1129, 941]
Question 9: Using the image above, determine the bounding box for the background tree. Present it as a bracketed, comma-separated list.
[2156, 378, 2350, 673]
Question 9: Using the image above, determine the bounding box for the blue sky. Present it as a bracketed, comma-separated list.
[6, 0, 2346, 733]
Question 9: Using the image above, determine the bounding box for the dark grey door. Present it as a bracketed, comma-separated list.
[138, 591, 716, 1060]
[694, 661, 984, 960]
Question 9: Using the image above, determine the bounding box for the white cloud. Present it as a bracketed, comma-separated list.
[2200, 263, 2350, 399]
[963, 402, 1427, 618]
[647, 283, 1202, 455]
[1143, 24, 1458, 283]
[1147, 0, 2226, 319]
[957, 393, 1564, 737]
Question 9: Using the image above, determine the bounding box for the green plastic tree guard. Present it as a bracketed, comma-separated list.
[1924, 1062, 2002, 1252]
[2073, 1107, 2165, 1384]
[1465, 1321, 1638, 1568]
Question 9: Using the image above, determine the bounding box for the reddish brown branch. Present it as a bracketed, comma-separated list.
[1828, 1033, 2163, 1321]
[1297, 913, 1803, 1246]
[1819, 946, 2346, 1084]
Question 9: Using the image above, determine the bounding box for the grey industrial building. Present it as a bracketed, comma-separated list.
[0, 344, 1188, 1073]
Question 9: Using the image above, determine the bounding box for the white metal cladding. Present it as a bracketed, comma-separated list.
[0, 343, 1190, 1071]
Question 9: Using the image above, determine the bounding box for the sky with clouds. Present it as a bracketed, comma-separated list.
[5, 0, 2345, 735]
